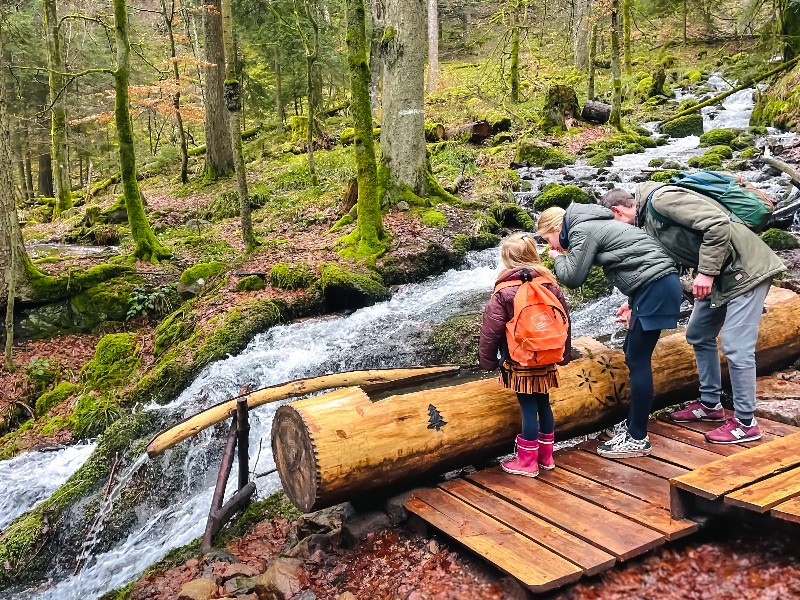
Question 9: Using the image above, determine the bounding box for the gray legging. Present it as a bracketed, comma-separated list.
[685, 279, 772, 423]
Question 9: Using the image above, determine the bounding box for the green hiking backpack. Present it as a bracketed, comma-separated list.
[647, 170, 775, 231]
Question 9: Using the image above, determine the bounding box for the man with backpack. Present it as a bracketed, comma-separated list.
[600, 176, 786, 443]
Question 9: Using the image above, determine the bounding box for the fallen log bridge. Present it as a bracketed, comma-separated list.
[272, 287, 800, 512]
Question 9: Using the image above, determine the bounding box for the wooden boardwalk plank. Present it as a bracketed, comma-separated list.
[772, 497, 800, 524]
[468, 468, 665, 560]
[647, 432, 722, 470]
[405, 488, 582, 592]
[671, 432, 800, 500]
[439, 479, 616, 576]
[536, 467, 699, 541]
[647, 421, 742, 456]
[578, 439, 689, 479]
[555, 449, 672, 507]
[724, 466, 800, 513]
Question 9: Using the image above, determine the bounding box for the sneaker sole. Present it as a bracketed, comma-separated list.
[501, 465, 540, 477]
[596, 448, 652, 459]
[667, 415, 725, 423]
[705, 433, 762, 444]
[539, 464, 556, 471]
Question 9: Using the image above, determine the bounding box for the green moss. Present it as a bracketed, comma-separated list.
[636, 76, 653, 98]
[678, 98, 699, 112]
[490, 202, 535, 230]
[153, 306, 195, 357]
[761, 228, 800, 251]
[70, 278, 138, 331]
[683, 69, 703, 83]
[39, 415, 69, 436]
[515, 140, 575, 168]
[728, 160, 750, 171]
[421, 209, 447, 228]
[707, 145, 734, 159]
[651, 171, 679, 183]
[26, 358, 59, 395]
[68, 394, 121, 438]
[740, 146, 759, 159]
[730, 133, 755, 150]
[269, 262, 316, 290]
[316, 265, 388, 311]
[699, 129, 737, 147]
[587, 152, 614, 168]
[749, 125, 768, 135]
[661, 114, 704, 138]
[688, 151, 723, 169]
[25, 263, 132, 305]
[452, 234, 471, 255]
[429, 314, 481, 365]
[648, 158, 665, 168]
[179, 261, 226, 285]
[534, 184, 590, 211]
[80, 333, 140, 390]
[35, 382, 79, 416]
[235, 275, 266, 292]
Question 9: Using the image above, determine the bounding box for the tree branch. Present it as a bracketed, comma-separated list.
[60, 13, 112, 31]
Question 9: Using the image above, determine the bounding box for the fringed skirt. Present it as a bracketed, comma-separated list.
[500, 361, 560, 394]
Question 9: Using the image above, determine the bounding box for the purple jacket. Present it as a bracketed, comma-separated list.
[479, 267, 572, 371]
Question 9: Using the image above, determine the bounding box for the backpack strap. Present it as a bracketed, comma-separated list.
[646, 185, 674, 228]
[493, 280, 523, 293]
[493, 269, 555, 293]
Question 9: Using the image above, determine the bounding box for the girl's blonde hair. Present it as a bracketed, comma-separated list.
[537, 207, 566, 234]
[500, 232, 553, 278]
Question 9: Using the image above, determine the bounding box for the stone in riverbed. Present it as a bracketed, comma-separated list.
[755, 376, 800, 426]
[253, 558, 304, 600]
[177, 578, 218, 600]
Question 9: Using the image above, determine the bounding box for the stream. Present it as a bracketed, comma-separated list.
[2, 73, 798, 600]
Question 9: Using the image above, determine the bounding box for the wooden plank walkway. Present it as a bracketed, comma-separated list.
[404, 416, 800, 594]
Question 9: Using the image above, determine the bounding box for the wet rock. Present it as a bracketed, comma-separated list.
[755, 376, 800, 426]
[253, 558, 304, 600]
[294, 591, 317, 600]
[177, 578, 218, 600]
[285, 533, 332, 558]
[385, 489, 426, 526]
[396, 200, 410, 211]
[222, 562, 262, 578]
[19, 301, 75, 339]
[341, 510, 391, 548]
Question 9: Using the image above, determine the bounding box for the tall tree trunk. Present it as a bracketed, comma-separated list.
[0, 18, 36, 311]
[368, 0, 385, 112]
[302, 0, 320, 188]
[25, 144, 34, 198]
[203, 0, 234, 180]
[683, 0, 687, 45]
[274, 46, 284, 132]
[114, 0, 169, 262]
[510, 22, 520, 102]
[43, 0, 72, 217]
[781, 0, 800, 61]
[162, 0, 189, 183]
[587, 22, 597, 101]
[427, 0, 438, 93]
[345, 0, 385, 255]
[220, 0, 256, 250]
[622, 0, 631, 74]
[572, 0, 591, 70]
[380, 0, 428, 197]
[38, 150, 54, 197]
[609, 0, 623, 130]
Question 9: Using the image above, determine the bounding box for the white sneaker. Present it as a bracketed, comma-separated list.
[602, 419, 627, 438]
[597, 430, 652, 458]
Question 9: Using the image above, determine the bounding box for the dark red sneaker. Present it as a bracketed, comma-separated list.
[666, 401, 725, 423]
[705, 418, 762, 444]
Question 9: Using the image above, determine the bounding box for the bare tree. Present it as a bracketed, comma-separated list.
[203, 0, 235, 179]
[427, 0, 438, 93]
[161, 0, 189, 183]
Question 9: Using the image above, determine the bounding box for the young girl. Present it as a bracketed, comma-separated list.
[537, 204, 682, 458]
[479, 232, 571, 478]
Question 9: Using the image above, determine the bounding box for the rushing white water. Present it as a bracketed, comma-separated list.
[0, 443, 96, 531]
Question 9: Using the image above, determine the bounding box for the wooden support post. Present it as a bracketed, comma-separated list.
[201, 416, 238, 554]
[237, 396, 250, 493]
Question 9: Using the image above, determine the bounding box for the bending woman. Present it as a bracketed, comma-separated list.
[537, 204, 682, 458]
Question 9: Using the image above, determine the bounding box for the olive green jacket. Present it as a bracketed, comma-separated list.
[635, 182, 786, 308]
[553, 203, 677, 297]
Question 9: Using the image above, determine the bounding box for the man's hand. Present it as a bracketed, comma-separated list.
[615, 303, 631, 325]
[548, 249, 561, 260]
[693, 273, 715, 300]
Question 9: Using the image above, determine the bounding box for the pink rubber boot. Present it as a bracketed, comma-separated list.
[501, 435, 540, 478]
[538, 432, 555, 470]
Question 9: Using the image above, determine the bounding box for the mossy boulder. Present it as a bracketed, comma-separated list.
[269, 262, 316, 290]
[661, 114, 704, 138]
[69, 278, 138, 331]
[534, 184, 590, 211]
[650, 171, 679, 183]
[730, 133, 756, 150]
[153, 306, 195, 357]
[740, 146, 759, 159]
[688, 151, 723, 169]
[35, 382, 79, 416]
[235, 275, 266, 292]
[317, 265, 389, 311]
[515, 140, 575, 168]
[707, 145, 734, 159]
[699, 129, 737, 147]
[683, 69, 703, 83]
[648, 158, 665, 168]
[421, 209, 447, 228]
[80, 333, 141, 389]
[761, 228, 800, 251]
[339, 126, 380, 145]
[678, 98, 699, 112]
[429, 314, 481, 365]
[179, 261, 226, 285]
[587, 152, 614, 168]
[490, 202, 535, 230]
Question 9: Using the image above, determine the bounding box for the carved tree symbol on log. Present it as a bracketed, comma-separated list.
[578, 357, 627, 408]
[427, 404, 447, 431]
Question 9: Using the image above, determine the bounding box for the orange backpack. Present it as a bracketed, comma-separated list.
[494, 271, 569, 367]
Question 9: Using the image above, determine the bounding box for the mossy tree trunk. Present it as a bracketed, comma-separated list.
[303, 1, 320, 188]
[38, 150, 54, 197]
[113, 0, 170, 262]
[274, 46, 285, 132]
[509, 20, 520, 102]
[649, 63, 666, 97]
[43, 0, 72, 217]
[781, 0, 800, 61]
[368, 0, 386, 112]
[572, 0, 591, 70]
[220, 0, 256, 250]
[682, 0, 688, 44]
[609, 0, 623, 130]
[344, 0, 386, 256]
[380, 0, 429, 198]
[427, 0, 438, 93]
[588, 22, 598, 101]
[161, 0, 189, 183]
[622, 0, 631, 74]
[203, 0, 235, 180]
[541, 85, 580, 131]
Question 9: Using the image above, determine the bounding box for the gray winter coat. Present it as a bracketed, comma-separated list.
[635, 182, 786, 307]
[553, 203, 678, 296]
